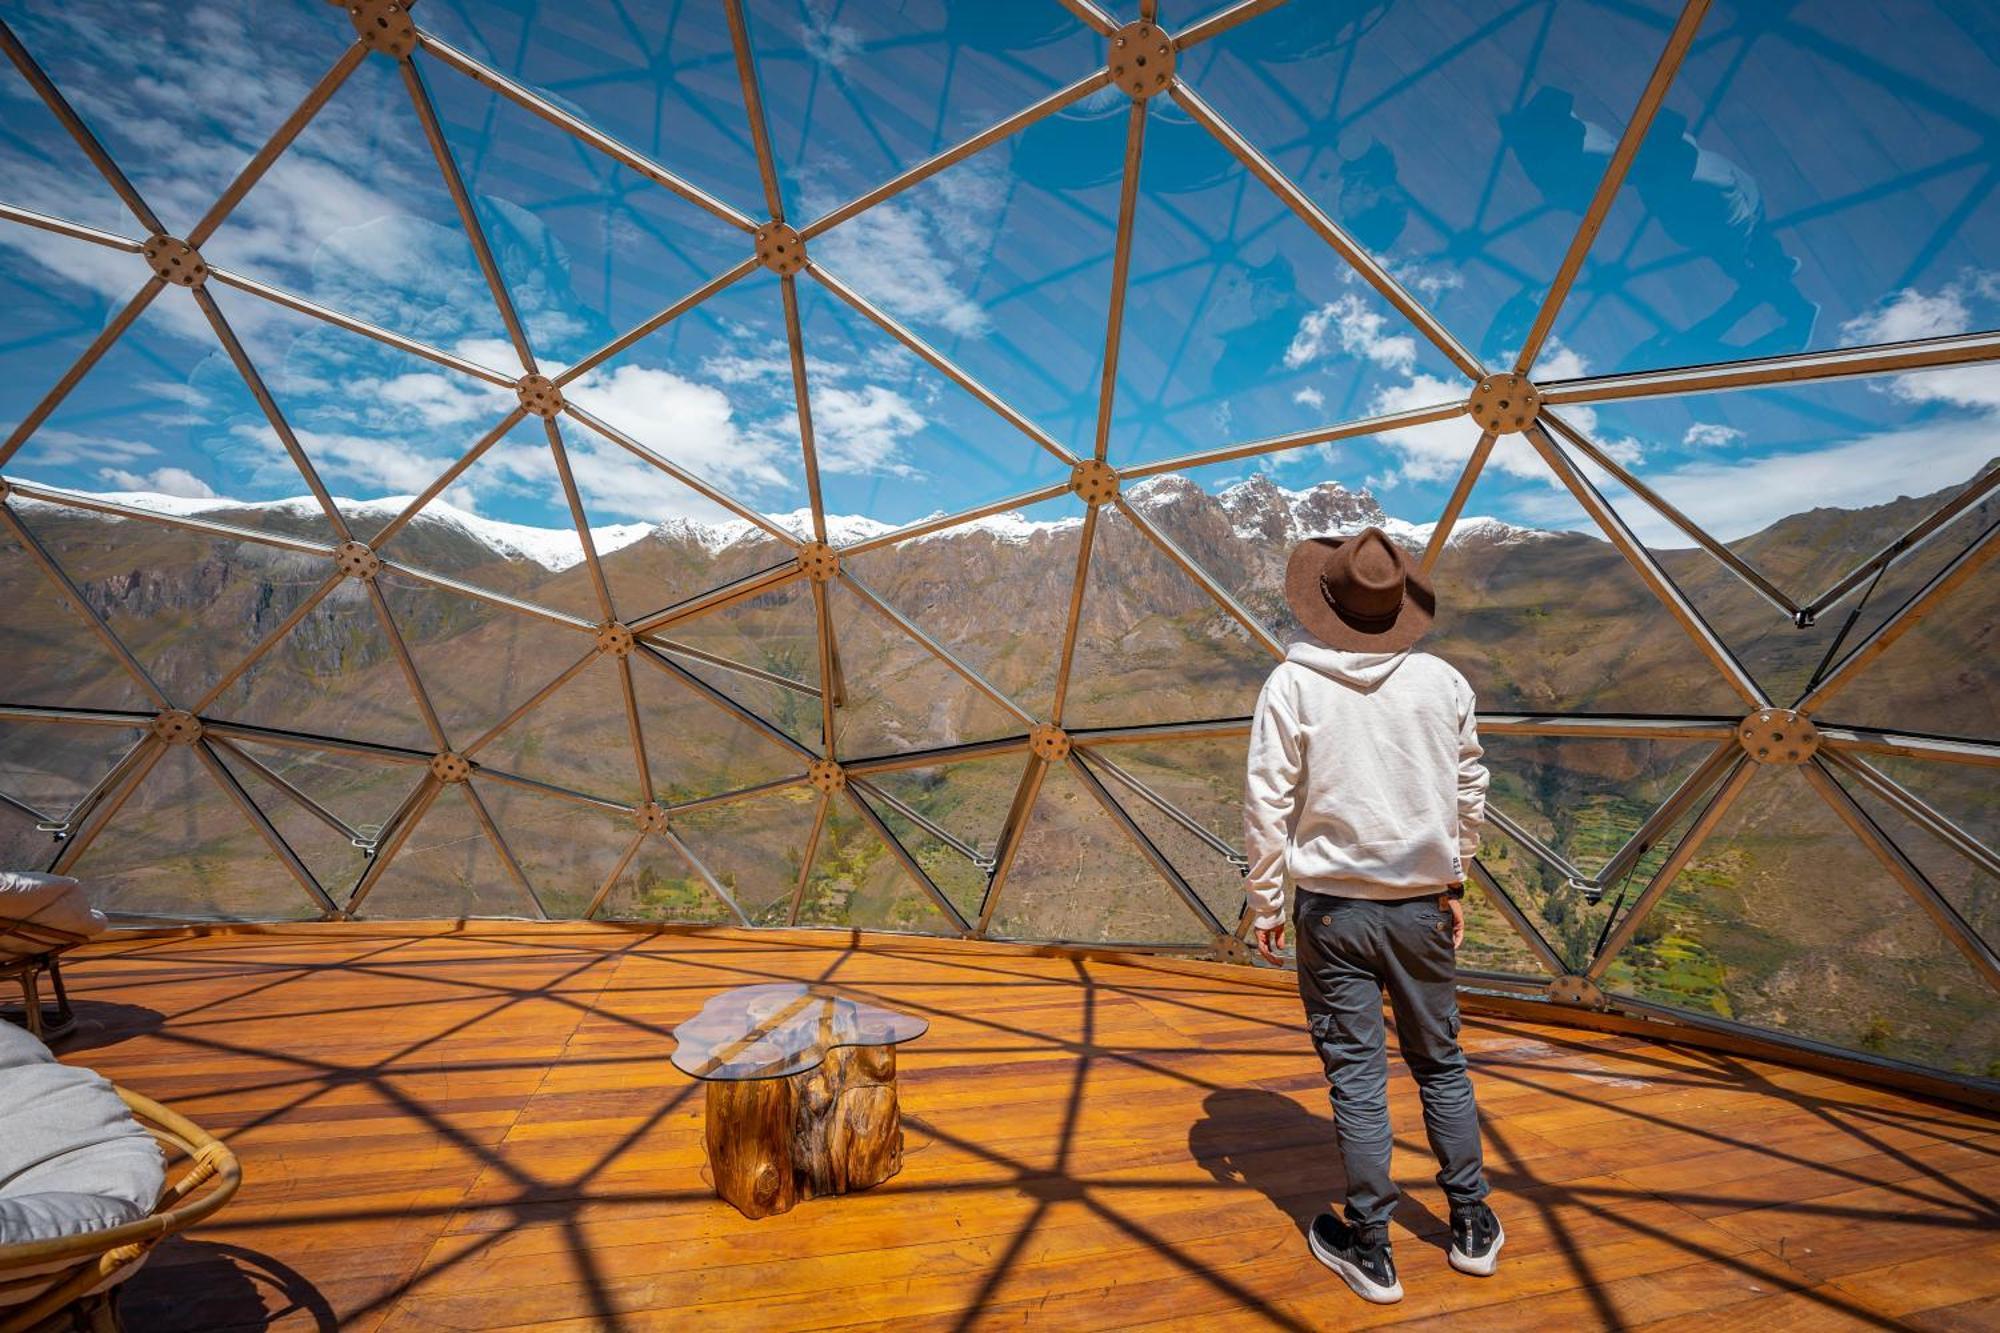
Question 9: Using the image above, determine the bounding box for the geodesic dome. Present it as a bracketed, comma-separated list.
[0, 0, 1993, 1089]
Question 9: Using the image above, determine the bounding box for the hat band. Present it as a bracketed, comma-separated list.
[1320, 573, 1403, 625]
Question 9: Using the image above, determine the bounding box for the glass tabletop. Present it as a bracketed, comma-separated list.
[670, 983, 929, 1081]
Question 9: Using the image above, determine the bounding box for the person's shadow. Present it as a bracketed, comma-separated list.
[1187, 1087, 1449, 1249]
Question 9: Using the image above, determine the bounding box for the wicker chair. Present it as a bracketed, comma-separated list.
[0, 1088, 241, 1333]
[0, 918, 90, 1042]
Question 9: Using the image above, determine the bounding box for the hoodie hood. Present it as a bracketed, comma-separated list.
[1286, 638, 1410, 690]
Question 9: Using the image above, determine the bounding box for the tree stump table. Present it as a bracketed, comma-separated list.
[671, 983, 928, 1219]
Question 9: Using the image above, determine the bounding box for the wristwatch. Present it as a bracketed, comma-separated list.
[1444, 882, 1466, 900]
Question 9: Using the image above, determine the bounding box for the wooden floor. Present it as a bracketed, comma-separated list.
[43, 926, 2000, 1331]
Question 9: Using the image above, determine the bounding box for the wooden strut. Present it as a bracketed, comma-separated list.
[703, 1042, 905, 1220]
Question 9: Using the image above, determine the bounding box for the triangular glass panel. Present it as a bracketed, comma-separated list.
[10, 502, 315, 710]
[477, 781, 633, 920]
[1061, 499, 1275, 729]
[1177, 0, 1675, 370]
[855, 760, 1011, 924]
[823, 576, 1026, 759]
[374, 567, 599, 751]
[356, 781, 539, 919]
[629, 649, 806, 806]
[739, 0, 1095, 228]
[210, 737, 419, 900]
[210, 743, 366, 907]
[1074, 739, 1247, 930]
[1829, 757, 1998, 960]
[205, 575, 437, 754]
[0, 525, 152, 710]
[1549, 6, 1998, 378]
[645, 569, 826, 753]
[0, 720, 147, 826]
[416, 52, 749, 360]
[197, 45, 516, 357]
[413, 1, 766, 222]
[1599, 766, 1999, 1074]
[841, 491, 1085, 721]
[791, 273, 1073, 523]
[987, 759, 1211, 946]
[8, 290, 342, 541]
[666, 787, 822, 924]
[1559, 379, 1999, 706]
[475, 654, 644, 807]
[1823, 501, 1997, 741]
[0, 236, 152, 462]
[593, 829, 734, 926]
[1476, 821, 1626, 979]
[0, 798, 54, 876]
[794, 792, 950, 935]
[67, 743, 320, 920]
[1422, 436, 1745, 715]
[0, 27, 145, 235]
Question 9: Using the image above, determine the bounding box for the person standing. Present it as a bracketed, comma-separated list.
[1243, 527, 1502, 1304]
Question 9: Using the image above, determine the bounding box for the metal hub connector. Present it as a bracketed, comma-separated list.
[1109, 21, 1176, 100]
[1549, 975, 1606, 1009]
[755, 222, 806, 276]
[634, 801, 670, 834]
[807, 759, 846, 794]
[595, 621, 635, 657]
[348, 0, 417, 58]
[429, 752, 473, 784]
[1029, 724, 1071, 762]
[141, 235, 208, 287]
[1466, 372, 1541, 434]
[1069, 459, 1120, 507]
[150, 710, 202, 745]
[516, 374, 564, 419]
[796, 541, 840, 582]
[1737, 708, 1819, 765]
[333, 540, 382, 580]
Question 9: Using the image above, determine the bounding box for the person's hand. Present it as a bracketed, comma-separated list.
[1255, 923, 1286, 966]
[1444, 892, 1465, 948]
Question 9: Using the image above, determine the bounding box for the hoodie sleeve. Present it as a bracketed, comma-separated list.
[1243, 667, 1303, 930]
[1454, 670, 1489, 866]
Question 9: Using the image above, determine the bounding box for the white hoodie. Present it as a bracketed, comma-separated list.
[1242, 639, 1489, 929]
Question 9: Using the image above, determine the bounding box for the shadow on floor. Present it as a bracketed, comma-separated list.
[119, 1240, 337, 1332]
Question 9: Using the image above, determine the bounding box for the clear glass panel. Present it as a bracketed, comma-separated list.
[67, 744, 320, 920]
[1480, 735, 1722, 879]
[479, 781, 632, 919]
[212, 737, 419, 905]
[0, 800, 55, 876]
[794, 795, 950, 935]
[1833, 757, 1998, 955]
[631, 652, 804, 806]
[1601, 766, 2000, 1074]
[356, 781, 539, 919]
[0, 722, 143, 839]
[1077, 739, 1246, 928]
[212, 742, 366, 906]
[594, 833, 736, 926]
[648, 573, 825, 753]
[476, 654, 641, 806]
[666, 788, 821, 924]
[988, 759, 1210, 946]
[0, 529, 152, 710]
[0, 26, 141, 235]
[824, 578, 1024, 758]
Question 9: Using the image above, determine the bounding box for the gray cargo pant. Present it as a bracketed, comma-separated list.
[1293, 889, 1489, 1233]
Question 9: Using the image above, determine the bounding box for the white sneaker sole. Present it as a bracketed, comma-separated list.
[1449, 1219, 1505, 1277]
[1308, 1229, 1404, 1304]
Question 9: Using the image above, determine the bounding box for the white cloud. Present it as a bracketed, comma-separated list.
[811, 384, 925, 475]
[96, 465, 216, 498]
[815, 201, 990, 337]
[1840, 287, 1970, 344]
[1285, 293, 1417, 373]
[1683, 422, 1744, 449]
[1293, 385, 1325, 410]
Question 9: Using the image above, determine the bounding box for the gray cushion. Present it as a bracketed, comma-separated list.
[0, 871, 107, 959]
[0, 1021, 164, 1246]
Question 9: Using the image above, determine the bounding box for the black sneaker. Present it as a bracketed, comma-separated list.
[1448, 1201, 1504, 1276]
[1307, 1214, 1403, 1304]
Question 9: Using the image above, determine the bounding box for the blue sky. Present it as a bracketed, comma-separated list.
[1, 0, 1997, 551]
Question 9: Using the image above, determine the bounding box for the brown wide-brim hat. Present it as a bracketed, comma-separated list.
[1284, 526, 1435, 652]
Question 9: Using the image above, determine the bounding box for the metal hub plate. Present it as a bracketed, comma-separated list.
[1548, 975, 1605, 1008]
[429, 752, 473, 784]
[595, 621, 635, 657]
[142, 235, 208, 287]
[1737, 709, 1819, 765]
[334, 540, 381, 580]
[755, 222, 806, 276]
[796, 541, 840, 582]
[1466, 372, 1541, 434]
[634, 801, 670, 834]
[348, 0, 417, 58]
[517, 374, 564, 419]
[1069, 459, 1120, 507]
[150, 710, 202, 744]
[1109, 21, 1176, 100]
[807, 759, 846, 794]
[1030, 724, 1071, 762]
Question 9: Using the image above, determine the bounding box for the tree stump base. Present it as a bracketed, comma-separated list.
[703, 1043, 905, 1218]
